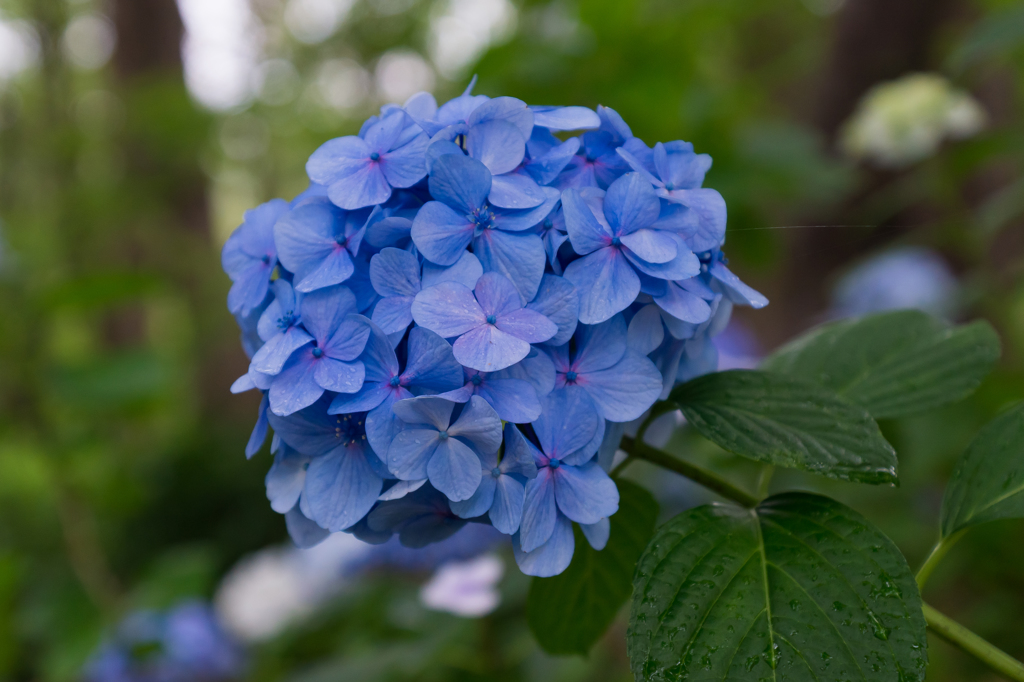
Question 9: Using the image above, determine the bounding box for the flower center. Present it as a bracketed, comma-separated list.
[611, 236, 621, 246]
[491, 467, 501, 478]
[470, 207, 497, 230]
[333, 414, 367, 446]
[277, 311, 297, 330]
[664, 182, 675, 190]
[389, 376, 401, 387]
[261, 254, 271, 264]
[565, 370, 578, 383]
[312, 347, 323, 358]
[369, 152, 380, 161]
[486, 314, 497, 325]
[549, 458, 561, 469]
[543, 219, 553, 229]
[471, 375, 483, 386]
[438, 431, 449, 440]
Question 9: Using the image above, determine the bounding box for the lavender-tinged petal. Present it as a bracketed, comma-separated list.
[392, 395, 455, 431]
[313, 357, 364, 394]
[602, 172, 661, 235]
[618, 228, 678, 264]
[231, 373, 257, 394]
[362, 110, 405, 153]
[489, 475, 525, 534]
[520, 468, 557, 552]
[327, 162, 392, 211]
[679, 275, 716, 299]
[365, 216, 413, 249]
[293, 248, 356, 293]
[476, 378, 541, 423]
[447, 395, 503, 453]
[450, 474, 497, 519]
[251, 327, 314, 376]
[267, 398, 344, 457]
[371, 295, 414, 334]
[473, 271, 523, 317]
[615, 146, 664, 188]
[285, 506, 330, 549]
[427, 438, 483, 502]
[560, 392, 605, 466]
[626, 303, 665, 355]
[306, 136, 370, 187]
[525, 137, 580, 186]
[554, 462, 619, 524]
[495, 308, 557, 343]
[514, 513, 574, 577]
[654, 282, 712, 324]
[266, 451, 307, 513]
[453, 324, 531, 373]
[388, 429, 441, 480]
[623, 241, 700, 281]
[365, 391, 410, 459]
[436, 384, 473, 403]
[246, 394, 270, 458]
[473, 229, 546, 303]
[583, 350, 663, 422]
[491, 188, 559, 231]
[500, 349, 555, 396]
[303, 446, 383, 531]
[656, 141, 712, 190]
[379, 134, 428, 188]
[563, 247, 640, 325]
[596, 420, 625, 471]
[530, 106, 600, 131]
[403, 90, 437, 121]
[410, 201, 476, 267]
[533, 388, 600, 459]
[378, 478, 427, 501]
[424, 138, 464, 174]
[227, 262, 273, 317]
[709, 261, 769, 308]
[560, 188, 611, 255]
[427, 153, 492, 215]
[501, 423, 541, 476]
[466, 119, 526, 176]
[666, 187, 727, 252]
[322, 315, 371, 362]
[580, 517, 610, 550]
[421, 251, 483, 290]
[356, 319, 401, 382]
[411, 281, 485, 337]
[526, 274, 578, 346]
[299, 285, 358, 343]
[329, 382, 391, 414]
[369, 247, 421, 298]
[468, 96, 533, 139]
[401, 327, 464, 393]
[269, 352, 325, 416]
[488, 173, 547, 209]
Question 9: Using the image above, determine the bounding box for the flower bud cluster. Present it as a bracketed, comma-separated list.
[223, 80, 766, 576]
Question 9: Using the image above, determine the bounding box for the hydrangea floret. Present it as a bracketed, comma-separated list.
[223, 80, 766, 577]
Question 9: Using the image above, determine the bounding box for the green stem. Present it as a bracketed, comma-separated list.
[755, 465, 775, 498]
[619, 435, 760, 508]
[916, 532, 963, 590]
[924, 603, 1024, 682]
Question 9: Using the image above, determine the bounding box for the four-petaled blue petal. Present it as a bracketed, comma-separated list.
[222, 199, 288, 316]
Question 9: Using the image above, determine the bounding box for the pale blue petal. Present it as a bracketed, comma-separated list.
[488, 173, 547, 209]
[306, 136, 369, 187]
[428, 153, 491, 214]
[584, 350, 663, 422]
[535, 387, 601, 458]
[449, 472, 496, 518]
[303, 445, 383, 531]
[355, 318, 401, 382]
[520, 468, 557, 552]
[410, 201, 475, 266]
[525, 274, 578, 346]
[447, 395, 503, 453]
[477, 378, 541, 422]
[362, 110, 405, 152]
[501, 423, 541, 477]
[269, 351, 325, 416]
[526, 137, 580, 186]
[665, 188, 726, 252]
[468, 96, 533, 139]
[596, 420, 626, 471]
[655, 141, 711, 190]
[421, 251, 483, 290]
[427, 438, 483, 502]
[626, 303, 665, 355]
[603, 172, 660, 235]
[380, 133, 428, 187]
[554, 462, 619, 524]
[365, 391, 410, 458]
[392, 395, 455, 431]
[411, 281, 485, 337]
[623, 239, 700, 281]
[615, 146, 663, 188]
[490, 475, 525, 534]
[267, 398, 348, 457]
[388, 428, 441, 480]
[563, 247, 640, 325]
[514, 513, 574, 577]
[654, 281, 712, 324]
[231, 373, 257, 394]
[530, 106, 600, 131]
[378, 478, 427, 501]
[496, 308, 557, 344]
[369, 248, 421, 298]
[313, 357, 365, 393]
[500, 349, 556, 396]
[491, 187, 559, 231]
[466, 119, 526, 176]
[453, 324, 531, 372]
[561, 389, 605, 466]
[329, 382, 391, 414]
[473, 229, 546, 302]
[299, 285, 358, 343]
[285, 507, 330, 549]
[246, 393, 270, 458]
[618, 228, 678, 264]
[473, 271, 522, 317]
[560, 187, 610, 255]
[710, 262, 769, 308]
[371, 295, 414, 334]
[327, 162, 392, 210]
[322, 315, 371, 361]
[266, 450, 307, 513]
[581, 517, 610, 550]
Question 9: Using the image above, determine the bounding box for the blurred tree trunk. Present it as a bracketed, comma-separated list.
[112, 0, 186, 78]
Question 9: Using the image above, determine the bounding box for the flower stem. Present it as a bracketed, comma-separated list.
[924, 603, 1024, 682]
[618, 435, 760, 508]
[916, 532, 963, 590]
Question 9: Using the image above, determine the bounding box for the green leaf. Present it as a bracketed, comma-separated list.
[628, 493, 928, 682]
[941, 402, 1024, 538]
[763, 310, 1000, 419]
[671, 370, 897, 484]
[527, 480, 659, 655]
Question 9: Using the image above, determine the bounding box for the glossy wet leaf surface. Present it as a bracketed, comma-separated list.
[527, 480, 659, 655]
[628, 493, 927, 682]
[762, 310, 1000, 419]
[941, 402, 1024, 538]
[671, 370, 897, 484]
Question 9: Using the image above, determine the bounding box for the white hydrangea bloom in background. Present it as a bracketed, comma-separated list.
[841, 73, 986, 168]
[420, 554, 504, 617]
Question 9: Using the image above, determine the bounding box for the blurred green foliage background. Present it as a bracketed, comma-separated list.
[0, 0, 1022, 679]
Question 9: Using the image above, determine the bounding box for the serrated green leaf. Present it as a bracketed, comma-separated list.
[763, 310, 1000, 419]
[527, 480, 659, 655]
[628, 493, 928, 682]
[941, 402, 1024, 538]
[671, 370, 897, 484]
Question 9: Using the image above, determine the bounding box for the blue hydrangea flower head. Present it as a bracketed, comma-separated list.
[222, 198, 288, 316]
